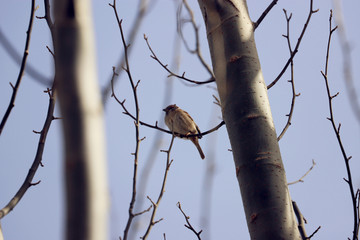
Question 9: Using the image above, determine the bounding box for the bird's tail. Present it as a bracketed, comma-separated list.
[192, 138, 205, 159]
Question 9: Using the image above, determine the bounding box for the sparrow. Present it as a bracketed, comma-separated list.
[163, 104, 205, 159]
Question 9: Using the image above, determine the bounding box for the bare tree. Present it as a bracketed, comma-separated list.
[197, 0, 301, 238]
[1, 1, 359, 240]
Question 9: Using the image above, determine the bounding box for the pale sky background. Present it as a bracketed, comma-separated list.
[0, 1, 360, 240]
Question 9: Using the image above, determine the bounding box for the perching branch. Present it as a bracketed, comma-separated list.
[321, 10, 359, 240]
[144, 34, 215, 85]
[277, 9, 301, 141]
[141, 135, 175, 240]
[267, 0, 318, 90]
[111, 65, 224, 138]
[0, 0, 36, 136]
[131, 24, 181, 238]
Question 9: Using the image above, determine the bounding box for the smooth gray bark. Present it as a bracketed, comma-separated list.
[198, 1, 301, 239]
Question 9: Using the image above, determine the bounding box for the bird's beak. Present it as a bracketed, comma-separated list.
[162, 108, 166, 112]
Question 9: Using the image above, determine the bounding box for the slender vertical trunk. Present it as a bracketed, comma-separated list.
[53, 1, 108, 239]
[198, 1, 301, 239]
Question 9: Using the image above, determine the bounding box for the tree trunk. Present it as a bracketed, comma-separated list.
[53, 1, 109, 240]
[197, 1, 301, 239]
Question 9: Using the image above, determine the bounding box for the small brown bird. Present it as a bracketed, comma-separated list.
[163, 104, 205, 159]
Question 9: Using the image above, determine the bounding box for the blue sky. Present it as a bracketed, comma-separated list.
[0, 0, 359, 239]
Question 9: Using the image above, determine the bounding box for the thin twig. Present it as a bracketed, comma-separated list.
[177, 0, 214, 78]
[102, 0, 152, 104]
[321, 10, 359, 240]
[141, 135, 175, 239]
[109, 2, 144, 239]
[36, 0, 53, 30]
[267, 0, 318, 90]
[0, 0, 57, 219]
[0, 28, 51, 86]
[277, 9, 300, 141]
[288, 160, 316, 185]
[306, 226, 321, 239]
[253, 0, 278, 29]
[0, 84, 57, 219]
[132, 20, 180, 237]
[133, 205, 152, 217]
[177, 202, 203, 240]
[144, 34, 215, 85]
[0, 0, 36, 135]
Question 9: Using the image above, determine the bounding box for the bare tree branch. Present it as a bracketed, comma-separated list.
[109, 2, 145, 239]
[111, 65, 224, 138]
[0, 28, 51, 86]
[0, 0, 59, 221]
[288, 160, 316, 185]
[177, 202, 203, 240]
[321, 10, 359, 240]
[132, 19, 180, 238]
[277, 9, 300, 141]
[0, 84, 57, 219]
[307, 226, 321, 239]
[177, 0, 214, 78]
[141, 135, 175, 240]
[36, 0, 54, 29]
[0, 0, 36, 135]
[267, 0, 318, 90]
[144, 34, 215, 85]
[102, 0, 154, 104]
[253, 0, 278, 29]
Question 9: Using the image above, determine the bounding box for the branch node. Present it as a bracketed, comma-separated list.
[30, 180, 41, 186]
[153, 218, 164, 225]
[134, 205, 152, 217]
[147, 196, 156, 207]
[331, 92, 339, 99]
[337, 123, 341, 133]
